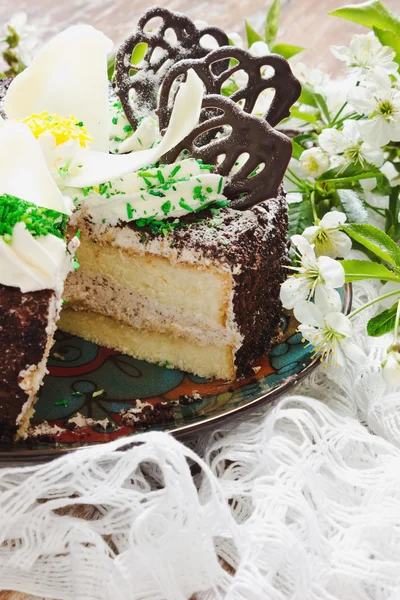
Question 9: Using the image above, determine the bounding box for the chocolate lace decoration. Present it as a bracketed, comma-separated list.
[158, 46, 302, 130]
[162, 95, 292, 210]
[115, 7, 229, 129]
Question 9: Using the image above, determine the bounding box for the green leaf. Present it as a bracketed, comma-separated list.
[367, 304, 398, 337]
[340, 260, 400, 282]
[318, 161, 381, 182]
[131, 42, 147, 65]
[265, 0, 281, 45]
[314, 93, 331, 123]
[373, 27, 400, 66]
[271, 42, 305, 59]
[291, 140, 304, 160]
[329, 1, 400, 37]
[298, 85, 317, 107]
[107, 52, 115, 81]
[337, 189, 369, 223]
[288, 198, 313, 237]
[245, 21, 263, 48]
[343, 223, 400, 267]
[290, 107, 318, 124]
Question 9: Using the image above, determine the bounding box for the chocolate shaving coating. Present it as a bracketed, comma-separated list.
[162, 95, 292, 209]
[115, 6, 229, 128]
[159, 46, 301, 129]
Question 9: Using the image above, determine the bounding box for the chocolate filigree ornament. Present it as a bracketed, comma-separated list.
[115, 7, 229, 128]
[158, 46, 301, 130]
[162, 95, 292, 210]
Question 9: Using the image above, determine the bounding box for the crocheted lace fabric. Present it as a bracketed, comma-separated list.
[1, 278, 400, 600]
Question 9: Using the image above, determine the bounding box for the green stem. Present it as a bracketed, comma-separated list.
[348, 289, 400, 320]
[330, 101, 348, 127]
[310, 191, 318, 221]
[394, 300, 400, 351]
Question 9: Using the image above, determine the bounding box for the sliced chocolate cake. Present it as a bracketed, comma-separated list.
[0, 7, 301, 440]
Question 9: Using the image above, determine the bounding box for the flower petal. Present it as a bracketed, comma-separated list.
[294, 300, 325, 327]
[4, 25, 113, 152]
[318, 256, 345, 288]
[314, 284, 342, 313]
[319, 211, 347, 229]
[379, 281, 400, 309]
[324, 311, 352, 337]
[280, 276, 310, 309]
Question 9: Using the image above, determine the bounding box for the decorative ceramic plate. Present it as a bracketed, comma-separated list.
[0, 285, 351, 462]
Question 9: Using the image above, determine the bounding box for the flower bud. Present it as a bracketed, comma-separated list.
[381, 346, 400, 387]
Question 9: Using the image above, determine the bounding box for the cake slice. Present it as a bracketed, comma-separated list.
[61, 192, 288, 380]
[0, 195, 75, 442]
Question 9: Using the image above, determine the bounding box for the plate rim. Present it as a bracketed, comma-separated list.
[0, 284, 352, 463]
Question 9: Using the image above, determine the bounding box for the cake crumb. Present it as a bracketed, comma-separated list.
[120, 399, 174, 428]
[252, 366, 261, 374]
[179, 390, 202, 406]
[30, 421, 64, 437]
[68, 413, 110, 430]
[52, 352, 64, 360]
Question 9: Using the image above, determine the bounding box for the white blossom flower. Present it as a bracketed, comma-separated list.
[280, 235, 345, 311]
[249, 40, 270, 57]
[379, 281, 400, 309]
[299, 147, 330, 178]
[381, 346, 400, 387]
[319, 120, 384, 171]
[331, 32, 399, 86]
[292, 62, 330, 89]
[302, 211, 352, 259]
[294, 301, 365, 368]
[348, 82, 400, 147]
[4, 12, 39, 66]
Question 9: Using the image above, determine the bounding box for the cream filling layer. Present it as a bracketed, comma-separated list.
[64, 270, 242, 347]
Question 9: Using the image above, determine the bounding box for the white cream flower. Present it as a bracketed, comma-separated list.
[294, 301, 365, 368]
[4, 26, 205, 190]
[302, 211, 352, 259]
[299, 148, 330, 178]
[331, 32, 399, 86]
[280, 235, 345, 311]
[348, 82, 400, 147]
[319, 120, 384, 171]
[381, 346, 400, 387]
[379, 281, 400, 309]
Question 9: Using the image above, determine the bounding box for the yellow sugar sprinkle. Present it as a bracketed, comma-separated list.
[21, 112, 93, 147]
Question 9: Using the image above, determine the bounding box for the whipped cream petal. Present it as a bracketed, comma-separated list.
[0, 222, 70, 294]
[0, 121, 72, 214]
[65, 69, 204, 187]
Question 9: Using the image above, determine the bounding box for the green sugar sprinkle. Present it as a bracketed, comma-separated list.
[179, 198, 194, 212]
[0, 194, 67, 241]
[126, 203, 134, 219]
[112, 117, 118, 125]
[137, 137, 143, 146]
[93, 389, 104, 398]
[75, 121, 84, 127]
[123, 124, 133, 133]
[217, 176, 223, 194]
[206, 187, 213, 193]
[157, 170, 165, 184]
[161, 200, 171, 216]
[54, 399, 68, 406]
[148, 190, 166, 198]
[170, 165, 181, 177]
[114, 137, 123, 143]
[82, 186, 93, 197]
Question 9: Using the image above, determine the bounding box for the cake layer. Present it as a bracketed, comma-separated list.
[59, 308, 236, 380]
[65, 269, 241, 346]
[77, 232, 232, 324]
[0, 284, 59, 442]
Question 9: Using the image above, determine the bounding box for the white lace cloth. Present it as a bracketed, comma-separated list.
[1, 279, 400, 600]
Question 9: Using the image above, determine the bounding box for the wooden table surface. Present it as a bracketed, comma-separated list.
[0, 0, 398, 598]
